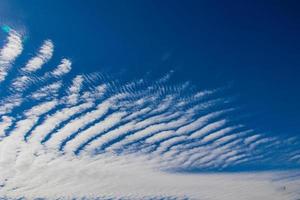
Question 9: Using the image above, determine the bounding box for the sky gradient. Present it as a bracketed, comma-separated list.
[0, 0, 299, 199]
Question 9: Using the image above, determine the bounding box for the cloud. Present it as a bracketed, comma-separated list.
[11, 40, 54, 91]
[0, 28, 299, 199]
[21, 40, 53, 72]
[45, 99, 112, 149]
[51, 58, 72, 77]
[30, 81, 62, 100]
[0, 31, 23, 82]
[0, 116, 13, 138]
[27, 102, 94, 142]
[0, 143, 299, 199]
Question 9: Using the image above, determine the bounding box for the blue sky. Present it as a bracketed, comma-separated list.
[2, 0, 300, 136]
[0, 0, 300, 199]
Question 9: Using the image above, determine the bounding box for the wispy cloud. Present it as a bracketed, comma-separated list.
[22, 40, 53, 72]
[12, 40, 53, 91]
[51, 58, 72, 77]
[0, 31, 23, 82]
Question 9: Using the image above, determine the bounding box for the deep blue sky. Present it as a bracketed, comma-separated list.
[1, 0, 300, 138]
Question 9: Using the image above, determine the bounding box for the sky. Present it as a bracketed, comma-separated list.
[0, 0, 299, 199]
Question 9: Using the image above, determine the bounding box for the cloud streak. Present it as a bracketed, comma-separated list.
[0, 31, 23, 82]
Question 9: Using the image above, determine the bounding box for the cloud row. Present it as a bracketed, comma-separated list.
[0, 28, 299, 199]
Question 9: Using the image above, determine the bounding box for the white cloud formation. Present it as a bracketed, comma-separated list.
[11, 40, 54, 91]
[22, 40, 53, 72]
[30, 81, 62, 100]
[0, 116, 13, 138]
[0, 29, 299, 200]
[0, 31, 23, 82]
[0, 142, 299, 200]
[51, 58, 72, 77]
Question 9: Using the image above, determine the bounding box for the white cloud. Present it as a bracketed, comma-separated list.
[0, 94, 23, 115]
[28, 102, 94, 143]
[0, 142, 298, 200]
[45, 99, 112, 149]
[64, 112, 127, 153]
[66, 75, 84, 105]
[0, 30, 299, 199]
[0, 31, 23, 82]
[201, 125, 244, 144]
[30, 81, 62, 100]
[22, 40, 53, 72]
[11, 40, 54, 91]
[176, 109, 234, 135]
[0, 116, 13, 138]
[51, 58, 72, 77]
[189, 119, 227, 139]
